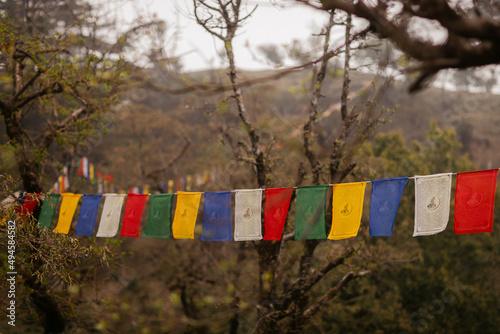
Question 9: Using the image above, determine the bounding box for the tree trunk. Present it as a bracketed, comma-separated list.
[2, 106, 44, 193]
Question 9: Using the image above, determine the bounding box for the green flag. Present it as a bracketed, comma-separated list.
[143, 194, 173, 238]
[295, 185, 328, 240]
[38, 193, 61, 229]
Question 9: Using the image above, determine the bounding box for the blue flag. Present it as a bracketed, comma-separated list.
[369, 177, 408, 236]
[201, 191, 232, 241]
[75, 194, 102, 236]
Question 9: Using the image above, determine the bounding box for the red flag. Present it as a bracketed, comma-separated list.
[120, 194, 148, 237]
[17, 193, 42, 218]
[78, 158, 84, 176]
[263, 187, 294, 241]
[454, 169, 498, 234]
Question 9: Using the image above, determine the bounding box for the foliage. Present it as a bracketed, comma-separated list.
[0, 174, 123, 333]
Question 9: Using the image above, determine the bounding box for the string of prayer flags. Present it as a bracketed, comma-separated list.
[38, 193, 61, 229]
[143, 194, 174, 238]
[328, 182, 366, 240]
[201, 191, 232, 241]
[172, 191, 202, 239]
[295, 185, 328, 240]
[369, 177, 408, 236]
[96, 194, 126, 237]
[54, 193, 81, 234]
[454, 169, 498, 234]
[120, 194, 148, 237]
[414, 173, 452, 236]
[75, 194, 102, 236]
[234, 189, 263, 241]
[263, 187, 294, 241]
[26, 167, 500, 239]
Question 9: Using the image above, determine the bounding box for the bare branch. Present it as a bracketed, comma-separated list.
[272, 247, 356, 317]
[302, 270, 370, 319]
[145, 135, 191, 179]
[302, 10, 336, 185]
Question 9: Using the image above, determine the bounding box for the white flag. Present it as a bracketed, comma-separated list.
[63, 165, 70, 191]
[414, 173, 452, 236]
[234, 189, 262, 241]
[96, 194, 126, 237]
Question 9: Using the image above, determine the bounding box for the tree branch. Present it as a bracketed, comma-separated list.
[13, 69, 43, 101]
[316, 0, 500, 91]
[302, 10, 336, 186]
[301, 270, 370, 319]
[272, 247, 356, 317]
[145, 135, 191, 179]
[15, 83, 64, 111]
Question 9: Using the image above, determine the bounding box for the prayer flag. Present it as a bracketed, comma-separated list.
[369, 177, 408, 236]
[120, 194, 148, 237]
[263, 187, 294, 241]
[89, 163, 95, 182]
[172, 191, 202, 239]
[201, 191, 232, 241]
[414, 173, 452, 236]
[295, 185, 328, 240]
[17, 193, 41, 219]
[75, 194, 102, 236]
[168, 180, 174, 193]
[63, 166, 70, 190]
[53, 180, 59, 193]
[143, 194, 173, 238]
[234, 189, 263, 241]
[84, 158, 90, 180]
[454, 169, 498, 234]
[58, 175, 64, 193]
[186, 176, 192, 191]
[328, 182, 366, 240]
[78, 158, 84, 176]
[98, 177, 104, 194]
[54, 193, 81, 234]
[96, 194, 126, 237]
[38, 193, 61, 229]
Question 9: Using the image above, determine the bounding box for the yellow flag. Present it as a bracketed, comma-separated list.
[168, 180, 174, 193]
[172, 191, 202, 239]
[328, 182, 366, 240]
[54, 193, 82, 234]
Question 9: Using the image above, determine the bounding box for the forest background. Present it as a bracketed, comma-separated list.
[0, 0, 499, 333]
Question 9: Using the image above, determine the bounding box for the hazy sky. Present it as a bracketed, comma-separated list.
[135, 0, 331, 71]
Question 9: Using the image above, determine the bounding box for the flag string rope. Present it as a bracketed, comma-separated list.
[32, 168, 499, 238]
